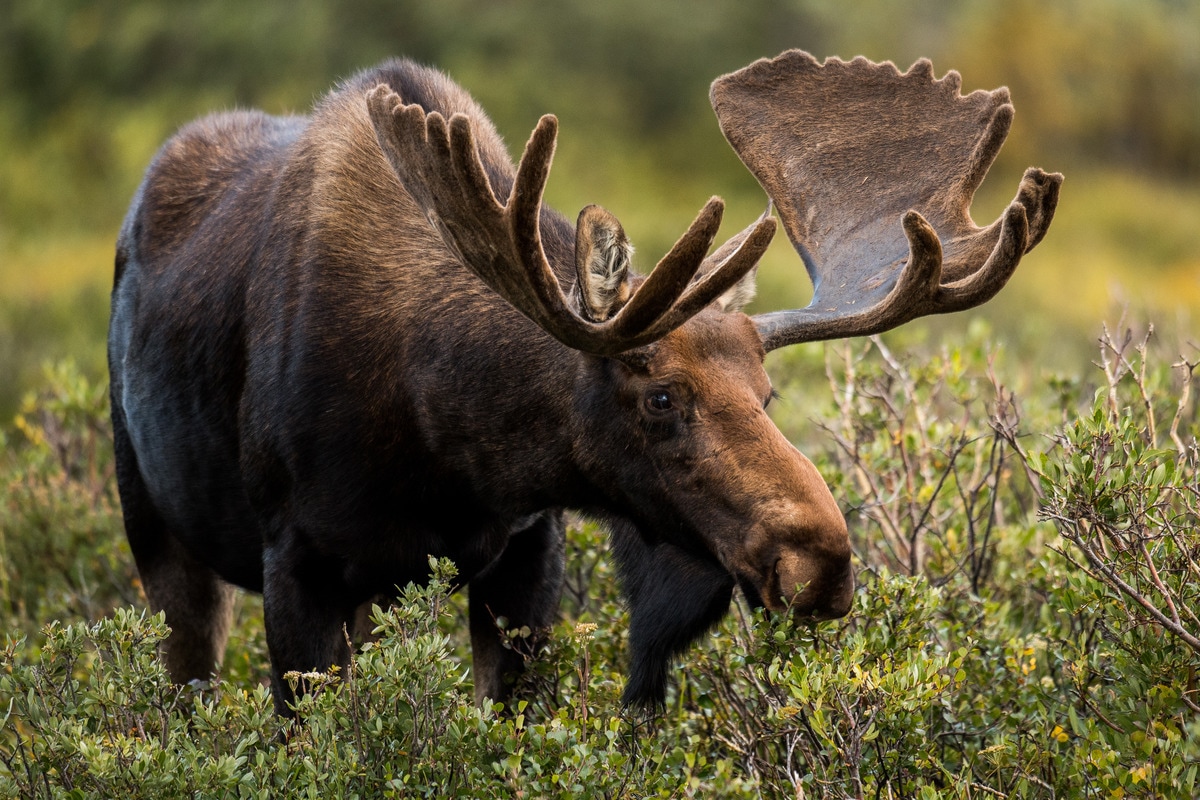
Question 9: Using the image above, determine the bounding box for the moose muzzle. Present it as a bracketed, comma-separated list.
[735, 445, 855, 618]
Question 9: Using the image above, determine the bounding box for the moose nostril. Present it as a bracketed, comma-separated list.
[771, 551, 815, 611]
[825, 561, 855, 618]
[756, 557, 785, 611]
[771, 547, 855, 620]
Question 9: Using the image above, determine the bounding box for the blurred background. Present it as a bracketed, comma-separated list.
[1, 0, 1197, 417]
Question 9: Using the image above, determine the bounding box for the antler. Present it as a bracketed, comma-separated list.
[710, 50, 1063, 351]
[366, 86, 776, 357]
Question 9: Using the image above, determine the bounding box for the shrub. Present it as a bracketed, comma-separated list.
[0, 560, 756, 799]
[0, 325, 1196, 798]
[0, 361, 137, 635]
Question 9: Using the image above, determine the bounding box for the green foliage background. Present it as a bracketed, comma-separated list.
[1, 0, 1198, 414]
[0, 1, 1198, 797]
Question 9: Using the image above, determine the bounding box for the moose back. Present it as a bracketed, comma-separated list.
[108, 51, 1061, 714]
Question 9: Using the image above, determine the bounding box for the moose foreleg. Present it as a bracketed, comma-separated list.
[262, 536, 356, 717]
[468, 511, 566, 708]
[610, 523, 735, 708]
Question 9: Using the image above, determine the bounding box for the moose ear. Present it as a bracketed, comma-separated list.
[711, 268, 758, 313]
[573, 205, 633, 322]
[693, 207, 771, 314]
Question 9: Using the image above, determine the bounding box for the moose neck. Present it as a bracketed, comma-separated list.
[399, 212, 610, 517]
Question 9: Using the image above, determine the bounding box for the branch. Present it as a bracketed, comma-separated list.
[1170, 355, 1198, 456]
[1059, 522, 1200, 655]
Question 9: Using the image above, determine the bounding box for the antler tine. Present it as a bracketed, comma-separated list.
[370, 85, 587, 340]
[368, 84, 776, 356]
[710, 51, 1063, 352]
[753, 209, 944, 349]
[937, 202, 1027, 311]
[602, 200, 774, 345]
[1015, 166, 1061, 251]
[637, 208, 777, 340]
[607, 198, 723, 337]
[445, 111, 575, 329]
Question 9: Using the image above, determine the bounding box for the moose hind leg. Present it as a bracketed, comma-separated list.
[112, 403, 236, 683]
[138, 539, 237, 683]
[469, 511, 566, 707]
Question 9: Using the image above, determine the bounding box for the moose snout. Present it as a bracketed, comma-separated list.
[761, 476, 854, 619]
[740, 441, 855, 618]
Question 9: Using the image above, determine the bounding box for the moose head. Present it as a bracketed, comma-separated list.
[108, 50, 1061, 715]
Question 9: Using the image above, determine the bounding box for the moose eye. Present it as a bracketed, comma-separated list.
[645, 389, 673, 413]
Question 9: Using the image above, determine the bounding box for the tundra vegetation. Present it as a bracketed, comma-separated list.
[1, 2, 1198, 797]
[1, 328, 1197, 798]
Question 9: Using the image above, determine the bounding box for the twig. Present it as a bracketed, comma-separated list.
[1170, 356, 1197, 455]
[1060, 526, 1200, 654]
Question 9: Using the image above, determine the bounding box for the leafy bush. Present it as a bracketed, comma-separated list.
[813, 331, 1043, 592]
[0, 561, 755, 799]
[0, 330, 1197, 797]
[0, 360, 137, 635]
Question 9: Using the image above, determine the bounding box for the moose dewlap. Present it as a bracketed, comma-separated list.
[108, 49, 1061, 715]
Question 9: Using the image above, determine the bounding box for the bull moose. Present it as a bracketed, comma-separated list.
[108, 49, 1061, 714]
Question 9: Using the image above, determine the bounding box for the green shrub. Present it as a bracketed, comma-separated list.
[0, 360, 137, 635]
[0, 326, 1196, 798]
[1025, 327, 1200, 797]
[0, 560, 756, 798]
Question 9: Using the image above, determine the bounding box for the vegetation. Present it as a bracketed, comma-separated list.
[1, 1, 1197, 797]
[1, 327, 1196, 797]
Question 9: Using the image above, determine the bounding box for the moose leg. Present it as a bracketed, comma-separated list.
[468, 511, 565, 707]
[261, 535, 355, 716]
[609, 522, 735, 708]
[135, 538, 237, 683]
[112, 402, 236, 683]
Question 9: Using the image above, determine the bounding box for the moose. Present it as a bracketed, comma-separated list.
[108, 49, 1061, 714]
